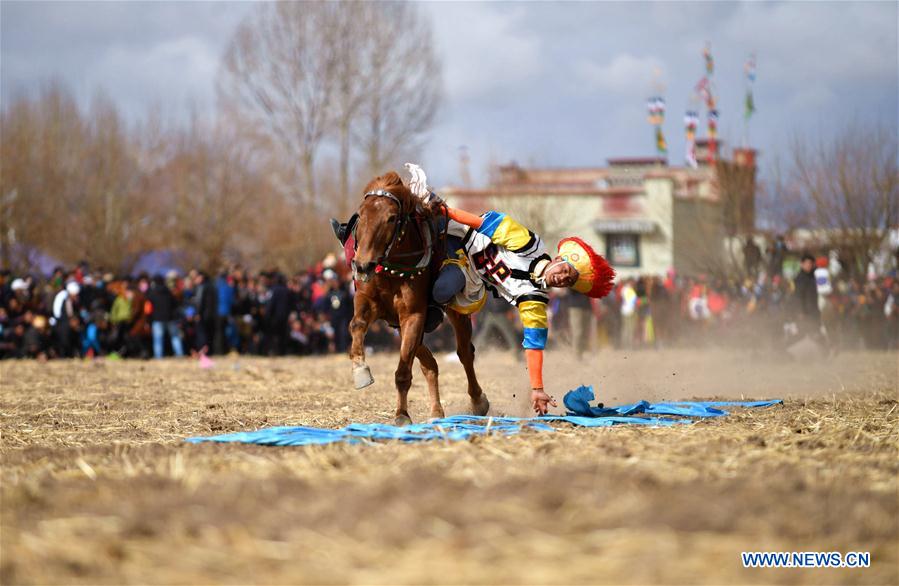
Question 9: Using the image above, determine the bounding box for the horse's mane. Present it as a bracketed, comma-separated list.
[362, 171, 419, 211]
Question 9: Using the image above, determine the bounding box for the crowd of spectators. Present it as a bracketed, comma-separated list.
[0, 257, 376, 360]
[555, 260, 899, 355]
[1, 251, 897, 361]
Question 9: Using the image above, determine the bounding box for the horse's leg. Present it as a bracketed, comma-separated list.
[415, 344, 444, 420]
[447, 309, 490, 416]
[349, 295, 375, 389]
[393, 312, 424, 426]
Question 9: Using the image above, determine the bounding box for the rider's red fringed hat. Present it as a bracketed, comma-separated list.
[557, 237, 616, 298]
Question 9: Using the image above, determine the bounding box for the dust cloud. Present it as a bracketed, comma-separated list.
[452, 347, 897, 418]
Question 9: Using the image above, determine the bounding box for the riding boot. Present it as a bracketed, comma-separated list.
[330, 218, 350, 245]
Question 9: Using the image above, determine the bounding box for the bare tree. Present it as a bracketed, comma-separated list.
[757, 156, 809, 234]
[220, 1, 441, 210]
[71, 92, 157, 271]
[0, 83, 156, 273]
[159, 115, 269, 272]
[0, 90, 57, 271]
[355, 2, 442, 176]
[220, 1, 342, 204]
[1, 78, 342, 275]
[331, 3, 371, 201]
[789, 125, 898, 275]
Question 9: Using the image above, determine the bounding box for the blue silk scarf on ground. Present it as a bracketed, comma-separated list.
[186, 385, 782, 447]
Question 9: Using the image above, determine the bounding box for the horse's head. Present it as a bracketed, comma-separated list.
[352, 171, 417, 282]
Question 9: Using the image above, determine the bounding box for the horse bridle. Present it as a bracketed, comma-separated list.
[352, 189, 432, 278]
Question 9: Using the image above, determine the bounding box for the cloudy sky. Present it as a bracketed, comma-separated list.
[2, 1, 897, 186]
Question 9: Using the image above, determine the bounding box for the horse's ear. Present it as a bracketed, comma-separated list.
[362, 170, 408, 195]
[380, 171, 403, 189]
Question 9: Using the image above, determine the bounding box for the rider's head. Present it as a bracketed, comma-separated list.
[542, 257, 580, 288]
[550, 237, 616, 298]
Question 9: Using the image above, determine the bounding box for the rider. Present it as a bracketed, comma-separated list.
[406, 164, 615, 416]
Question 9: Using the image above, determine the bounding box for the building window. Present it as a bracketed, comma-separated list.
[606, 234, 640, 267]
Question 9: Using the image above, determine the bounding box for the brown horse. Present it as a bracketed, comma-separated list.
[347, 171, 489, 426]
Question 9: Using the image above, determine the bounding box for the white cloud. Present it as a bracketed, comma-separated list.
[573, 53, 665, 94]
[722, 2, 897, 85]
[787, 85, 836, 112]
[425, 3, 543, 102]
[0, 2, 249, 115]
[88, 37, 220, 111]
[649, 3, 734, 35]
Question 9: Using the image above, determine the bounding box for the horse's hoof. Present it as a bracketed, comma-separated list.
[395, 414, 413, 426]
[353, 365, 374, 389]
[429, 406, 446, 421]
[470, 393, 490, 416]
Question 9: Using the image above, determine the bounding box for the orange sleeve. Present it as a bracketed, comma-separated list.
[525, 348, 544, 389]
[446, 206, 484, 230]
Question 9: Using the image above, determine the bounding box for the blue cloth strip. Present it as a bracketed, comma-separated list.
[562, 385, 781, 418]
[521, 327, 548, 350]
[477, 211, 506, 238]
[186, 386, 781, 447]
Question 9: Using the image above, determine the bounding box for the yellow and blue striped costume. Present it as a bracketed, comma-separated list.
[446, 210, 552, 351]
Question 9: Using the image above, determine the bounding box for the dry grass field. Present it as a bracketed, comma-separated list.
[1, 349, 897, 585]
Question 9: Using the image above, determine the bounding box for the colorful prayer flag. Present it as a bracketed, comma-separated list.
[744, 91, 755, 120]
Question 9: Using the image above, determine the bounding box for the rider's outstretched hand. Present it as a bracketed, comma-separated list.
[530, 388, 557, 416]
